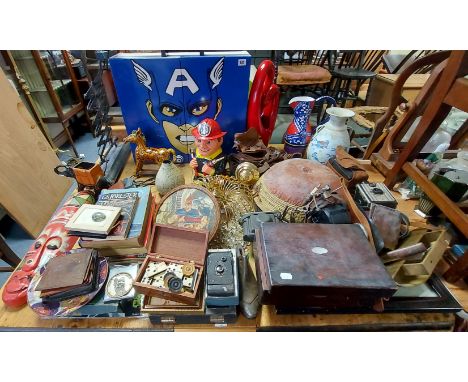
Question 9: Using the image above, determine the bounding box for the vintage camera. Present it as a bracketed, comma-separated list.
[205, 249, 239, 306]
[239, 212, 282, 242]
[305, 203, 351, 224]
[355, 182, 397, 210]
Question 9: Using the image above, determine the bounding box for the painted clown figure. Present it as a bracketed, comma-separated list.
[189, 118, 227, 177]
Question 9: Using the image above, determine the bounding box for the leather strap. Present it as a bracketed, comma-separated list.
[340, 179, 375, 248]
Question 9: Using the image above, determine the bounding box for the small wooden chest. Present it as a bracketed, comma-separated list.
[133, 223, 209, 305]
[255, 223, 397, 309]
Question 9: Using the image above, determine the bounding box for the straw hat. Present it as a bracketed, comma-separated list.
[253, 158, 341, 222]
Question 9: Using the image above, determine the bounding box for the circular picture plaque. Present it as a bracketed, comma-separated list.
[155, 185, 220, 241]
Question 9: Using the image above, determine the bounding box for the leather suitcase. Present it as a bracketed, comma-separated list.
[255, 223, 397, 309]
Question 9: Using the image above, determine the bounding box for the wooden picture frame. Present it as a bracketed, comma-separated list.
[154, 185, 220, 241]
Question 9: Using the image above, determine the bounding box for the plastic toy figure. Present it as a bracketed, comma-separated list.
[189, 118, 227, 177]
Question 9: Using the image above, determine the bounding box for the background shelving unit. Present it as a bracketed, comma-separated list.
[2, 50, 91, 156]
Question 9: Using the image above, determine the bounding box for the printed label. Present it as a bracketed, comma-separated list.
[280, 272, 293, 280]
[238, 58, 247, 66]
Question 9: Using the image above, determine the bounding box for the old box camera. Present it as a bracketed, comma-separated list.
[205, 249, 239, 307]
[355, 182, 397, 209]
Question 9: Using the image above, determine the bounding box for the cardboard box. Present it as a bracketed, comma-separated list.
[367, 73, 430, 106]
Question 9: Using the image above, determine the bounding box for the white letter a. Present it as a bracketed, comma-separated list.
[166, 69, 199, 96]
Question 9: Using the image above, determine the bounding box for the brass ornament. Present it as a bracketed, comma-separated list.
[123, 128, 176, 176]
[235, 162, 260, 185]
[194, 175, 257, 249]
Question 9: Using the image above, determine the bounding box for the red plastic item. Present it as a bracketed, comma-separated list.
[2, 191, 94, 308]
[247, 60, 280, 145]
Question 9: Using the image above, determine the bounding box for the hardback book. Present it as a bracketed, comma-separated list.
[42, 254, 100, 302]
[95, 190, 139, 240]
[98, 198, 155, 256]
[65, 204, 122, 235]
[80, 187, 152, 249]
[68, 231, 108, 239]
[36, 249, 100, 301]
[36, 249, 94, 291]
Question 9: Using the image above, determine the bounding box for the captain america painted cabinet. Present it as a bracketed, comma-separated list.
[109, 52, 251, 163]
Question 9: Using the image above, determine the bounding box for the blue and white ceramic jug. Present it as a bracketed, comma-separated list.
[306, 107, 355, 164]
[283, 95, 336, 155]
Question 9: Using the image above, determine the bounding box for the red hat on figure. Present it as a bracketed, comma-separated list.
[192, 118, 227, 140]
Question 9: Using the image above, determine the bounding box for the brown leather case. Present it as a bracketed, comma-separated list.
[326, 146, 368, 188]
[254, 223, 397, 308]
[368, 203, 409, 250]
[35, 249, 94, 291]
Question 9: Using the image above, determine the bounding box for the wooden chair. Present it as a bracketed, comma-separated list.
[383, 50, 441, 74]
[327, 50, 387, 107]
[274, 50, 332, 95]
[363, 51, 451, 162]
[382, 51, 468, 238]
[273, 50, 333, 116]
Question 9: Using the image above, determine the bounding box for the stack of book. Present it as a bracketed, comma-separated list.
[76, 186, 154, 256]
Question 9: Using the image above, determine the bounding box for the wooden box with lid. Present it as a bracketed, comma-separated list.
[254, 223, 397, 309]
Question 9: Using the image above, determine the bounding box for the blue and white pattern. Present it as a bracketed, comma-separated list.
[284, 101, 313, 145]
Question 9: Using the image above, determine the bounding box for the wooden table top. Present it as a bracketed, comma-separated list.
[0, 155, 465, 331]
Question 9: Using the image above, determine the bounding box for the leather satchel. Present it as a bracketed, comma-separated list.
[368, 203, 410, 250]
[326, 146, 368, 188]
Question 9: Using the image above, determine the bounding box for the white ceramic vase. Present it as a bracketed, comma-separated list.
[306, 107, 355, 164]
[155, 161, 185, 196]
